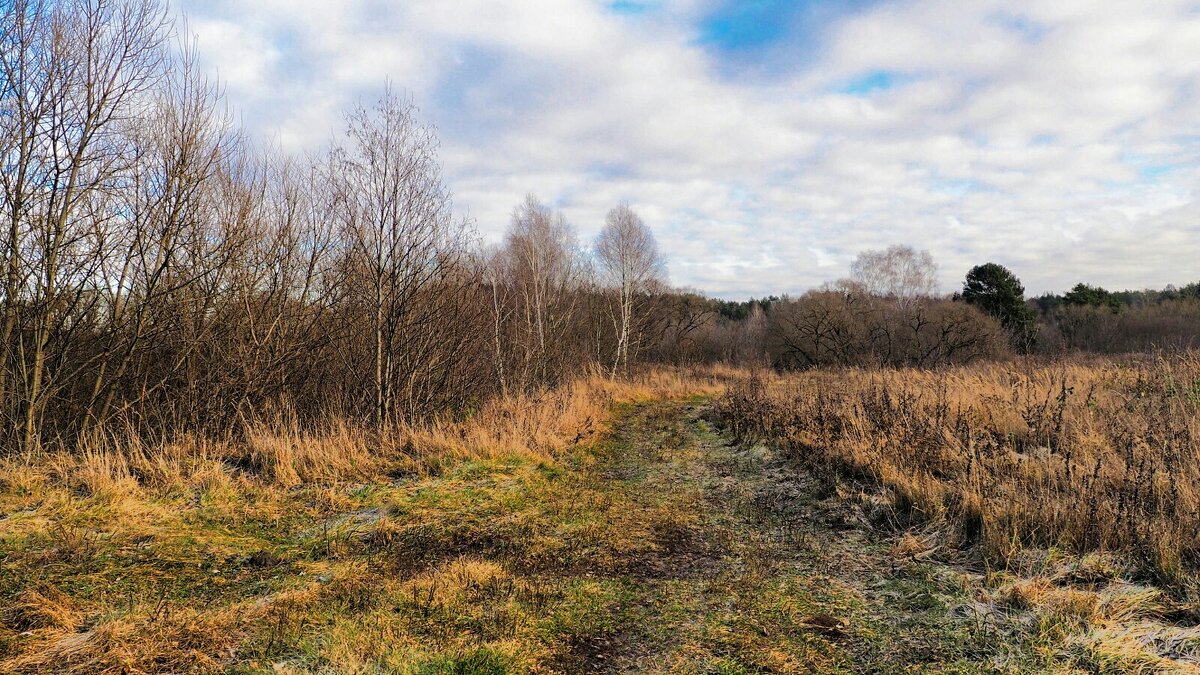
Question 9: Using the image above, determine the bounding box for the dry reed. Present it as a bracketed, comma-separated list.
[717, 353, 1200, 592]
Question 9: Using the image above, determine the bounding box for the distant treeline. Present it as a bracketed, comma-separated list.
[1038, 282, 1200, 312]
[690, 251, 1200, 368]
[1032, 283, 1200, 354]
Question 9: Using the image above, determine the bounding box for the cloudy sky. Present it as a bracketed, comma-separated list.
[179, 0, 1200, 299]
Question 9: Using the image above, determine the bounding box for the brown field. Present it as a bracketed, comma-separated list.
[717, 351, 1200, 592]
[0, 368, 735, 673]
[8, 360, 1200, 671]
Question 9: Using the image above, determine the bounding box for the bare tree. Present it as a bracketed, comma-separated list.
[658, 290, 715, 364]
[80, 34, 240, 434]
[481, 245, 515, 397]
[594, 204, 664, 376]
[502, 195, 583, 391]
[333, 87, 471, 426]
[847, 245, 939, 305]
[1, 0, 171, 448]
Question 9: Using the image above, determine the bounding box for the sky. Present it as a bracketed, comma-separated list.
[178, 0, 1200, 299]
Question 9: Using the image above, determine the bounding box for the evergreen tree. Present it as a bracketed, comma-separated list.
[962, 263, 1036, 350]
[1063, 283, 1121, 313]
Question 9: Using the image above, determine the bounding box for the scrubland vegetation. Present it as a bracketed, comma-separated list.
[718, 353, 1200, 671]
[721, 353, 1200, 583]
[0, 369, 734, 672]
[0, 0, 729, 457]
[7, 0, 1200, 673]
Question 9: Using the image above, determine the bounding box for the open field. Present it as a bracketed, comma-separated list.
[718, 353, 1200, 585]
[718, 352, 1200, 671]
[5, 361, 1200, 672]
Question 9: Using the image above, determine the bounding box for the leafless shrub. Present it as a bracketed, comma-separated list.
[765, 291, 1007, 369]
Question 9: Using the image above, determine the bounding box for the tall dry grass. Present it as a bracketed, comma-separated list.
[3, 367, 734, 501]
[717, 353, 1200, 591]
[0, 366, 734, 673]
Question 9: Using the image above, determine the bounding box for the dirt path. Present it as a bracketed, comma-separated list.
[582, 398, 1039, 673]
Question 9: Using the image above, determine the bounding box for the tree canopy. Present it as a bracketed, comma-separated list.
[962, 263, 1036, 342]
[1063, 283, 1121, 313]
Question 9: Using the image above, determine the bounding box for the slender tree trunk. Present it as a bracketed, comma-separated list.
[374, 273, 386, 428]
[490, 280, 507, 397]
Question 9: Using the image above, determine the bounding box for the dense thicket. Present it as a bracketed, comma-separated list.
[763, 289, 1008, 368]
[1036, 299, 1200, 353]
[0, 0, 705, 450]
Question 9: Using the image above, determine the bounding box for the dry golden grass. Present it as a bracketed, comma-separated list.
[718, 352, 1200, 595]
[0, 367, 731, 673]
[2, 366, 733, 501]
[6, 604, 250, 674]
[8, 359, 1196, 671]
[719, 353, 1200, 670]
[4, 585, 84, 633]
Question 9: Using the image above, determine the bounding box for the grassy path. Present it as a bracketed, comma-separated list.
[576, 398, 1043, 673]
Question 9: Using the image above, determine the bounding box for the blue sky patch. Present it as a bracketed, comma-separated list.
[932, 178, 989, 198]
[988, 11, 1047, 43]
[1138, 164, 1174, 181]
[586, 161, 634, 180]
[697, 0, 883, 54]
[1122, 153, 1179, 183]
[836, 70, 911, 96]
[608, 0, 656, 16]
[698, 0, 792, 51]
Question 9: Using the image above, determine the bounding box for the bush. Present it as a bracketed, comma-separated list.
[764, 291, 1008, 369]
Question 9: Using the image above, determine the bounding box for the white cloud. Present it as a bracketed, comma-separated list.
[177, 0, 1200, 298]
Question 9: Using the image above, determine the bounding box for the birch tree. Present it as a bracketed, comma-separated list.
[502, 195, 582, 391]
[595, 204, 664, 376]
[847, 245, 939, 306]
